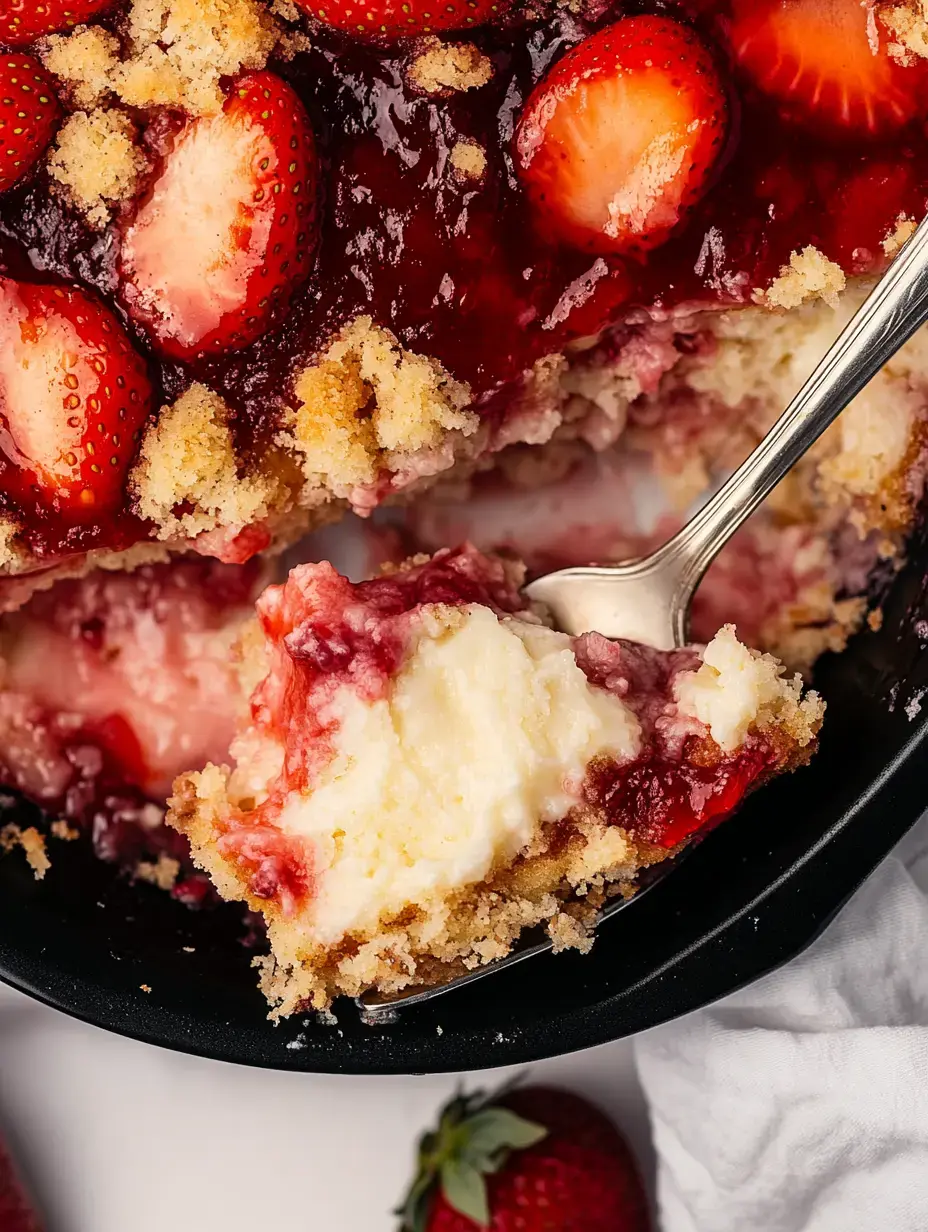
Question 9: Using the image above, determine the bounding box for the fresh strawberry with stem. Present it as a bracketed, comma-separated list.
[0, 0, 115, 46]
[0, 54, 61, 194]
[515, 15, 728, 257]
[728, 0, 928, 138]
[398, 1084, 651, 1232]
[0, 277, 152, 522]
[0, 1132, 43, 1232]
[298, 0, 507, 39]
[120, 70, 318, 361]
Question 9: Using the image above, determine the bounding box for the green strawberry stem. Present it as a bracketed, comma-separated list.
[398, 1087, 548, 1232]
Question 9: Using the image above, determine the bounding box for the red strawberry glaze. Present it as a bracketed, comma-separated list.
[573, 629, 778, 847]
[0, 2, 925, 559]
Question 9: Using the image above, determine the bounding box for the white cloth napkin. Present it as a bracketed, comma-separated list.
[634, 812, 928, 1232]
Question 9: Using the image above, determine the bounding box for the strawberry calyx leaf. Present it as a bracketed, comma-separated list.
[397, 1088, 548, 1231]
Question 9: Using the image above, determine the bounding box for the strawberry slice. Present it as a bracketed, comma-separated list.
[728, 0, 928, 137]
[0, 54, 61, 194]
[0, 0, 114, 46]
[120, 71, 318, 360]
[299, 0, 506, 38]
[0, 277, 152, 521]
[515, 15, 728, 257]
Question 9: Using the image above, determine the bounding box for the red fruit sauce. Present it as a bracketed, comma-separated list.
[0, 0, 924, 561]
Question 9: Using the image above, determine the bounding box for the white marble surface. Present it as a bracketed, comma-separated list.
[0, 985, 653, 1232]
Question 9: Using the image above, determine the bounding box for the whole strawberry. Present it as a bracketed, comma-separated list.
[298, 0, 507, 38]
[0, 54, 61, 194]
[397, 1085, 651, 1232]
[0, 1133, 43, 1232]
[0, 0, 115, 46]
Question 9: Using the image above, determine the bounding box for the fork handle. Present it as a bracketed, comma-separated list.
[661, 212, 928, 641]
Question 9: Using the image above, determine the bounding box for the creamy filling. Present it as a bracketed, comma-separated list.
[261, 604, 642, 943]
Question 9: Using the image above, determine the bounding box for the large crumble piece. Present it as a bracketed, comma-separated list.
[0, 824, 50, 880]
[48, 109, 148, 228]
[449, 139, 487, 181]
[760, 246, 847, 310]
[884, 213, 918, 256]
[132, 383, 277, 538]
[115, 0, 281, 115]
[879, 1, 928, 62]
[407, 38, 493, 95]
[41, 25, 121, 108]
[284, 316, 477, 500]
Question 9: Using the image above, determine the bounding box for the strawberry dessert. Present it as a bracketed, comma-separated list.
[0, 0, 922, 1012]
[168, 546, 822, 1011]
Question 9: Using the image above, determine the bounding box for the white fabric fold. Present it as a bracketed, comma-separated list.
[634, 813, 928, 1232]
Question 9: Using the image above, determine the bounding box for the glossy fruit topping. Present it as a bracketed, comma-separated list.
[0, 278, 152, 522]
[728, 0, 928, 138]
[515, 15, 728, 255]
[300, 0, 507, 37]
[120, 71, 318, 361]
[0, 0, 114, 46]
[0, 54, 60, 194]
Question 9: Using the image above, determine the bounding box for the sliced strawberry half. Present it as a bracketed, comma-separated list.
[0, 277, 152, 521]
[120, 71, 318, 361]
[299, 0, 506, 38]
[0, 54, 61, 194]
[0, 0, 115, 46]
[515, 15, 728, 257]
[728, 0, 928, 138]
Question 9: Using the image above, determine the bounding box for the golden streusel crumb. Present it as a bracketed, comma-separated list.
[132, 383, 277, 539]
[135, 854, 182, 890]
[284, 316, 476, 498]
[115, 0, 280, 116]
[760, 246, 847, 310]
[0, 824, 50, 880]
[50, 820, 80, 841]
[41, 25, 120, 108]
[449, 139, 487, 181]
[879, 1, 928, 62]
[407, 38, 493, 95]
[883, 213, 917, 256]
[868, 607, 885, 632]
[48, 109, 147, 228]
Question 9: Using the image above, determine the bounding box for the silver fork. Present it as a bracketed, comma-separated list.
[357, 215, 928, 1024]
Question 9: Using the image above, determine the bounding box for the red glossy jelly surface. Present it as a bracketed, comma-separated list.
[0, 1, 926, 561]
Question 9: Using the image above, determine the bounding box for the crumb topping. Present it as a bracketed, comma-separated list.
[47, 108, 148, 228]
[41, 25, 121, 108]
[407, 38, 494, 95]
[283, 316, 477, 500]
[449, 139, 487, 181]
[135, 854, 182, 890]
[115, 0, 281, 116]
[0, 823, 50, 880]
[760, 246, 847, 310]
[879, 1, 928, 63]
[132, 383, 278, 539]
[883, 213, 918, 256]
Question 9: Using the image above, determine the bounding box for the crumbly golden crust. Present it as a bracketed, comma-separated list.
[449, 139, 488, 181]
[47, 108, 148, 227]
[759, 246, 847, 310]
[281, 315, 479, 501]
[41, 25, 121, 108]
[115, 0, 281, 115]
[407, 38, 494, 95]
[0, 823, 50, 880]
[132, 383, 281, 540]
[880, 0, 928, 63]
